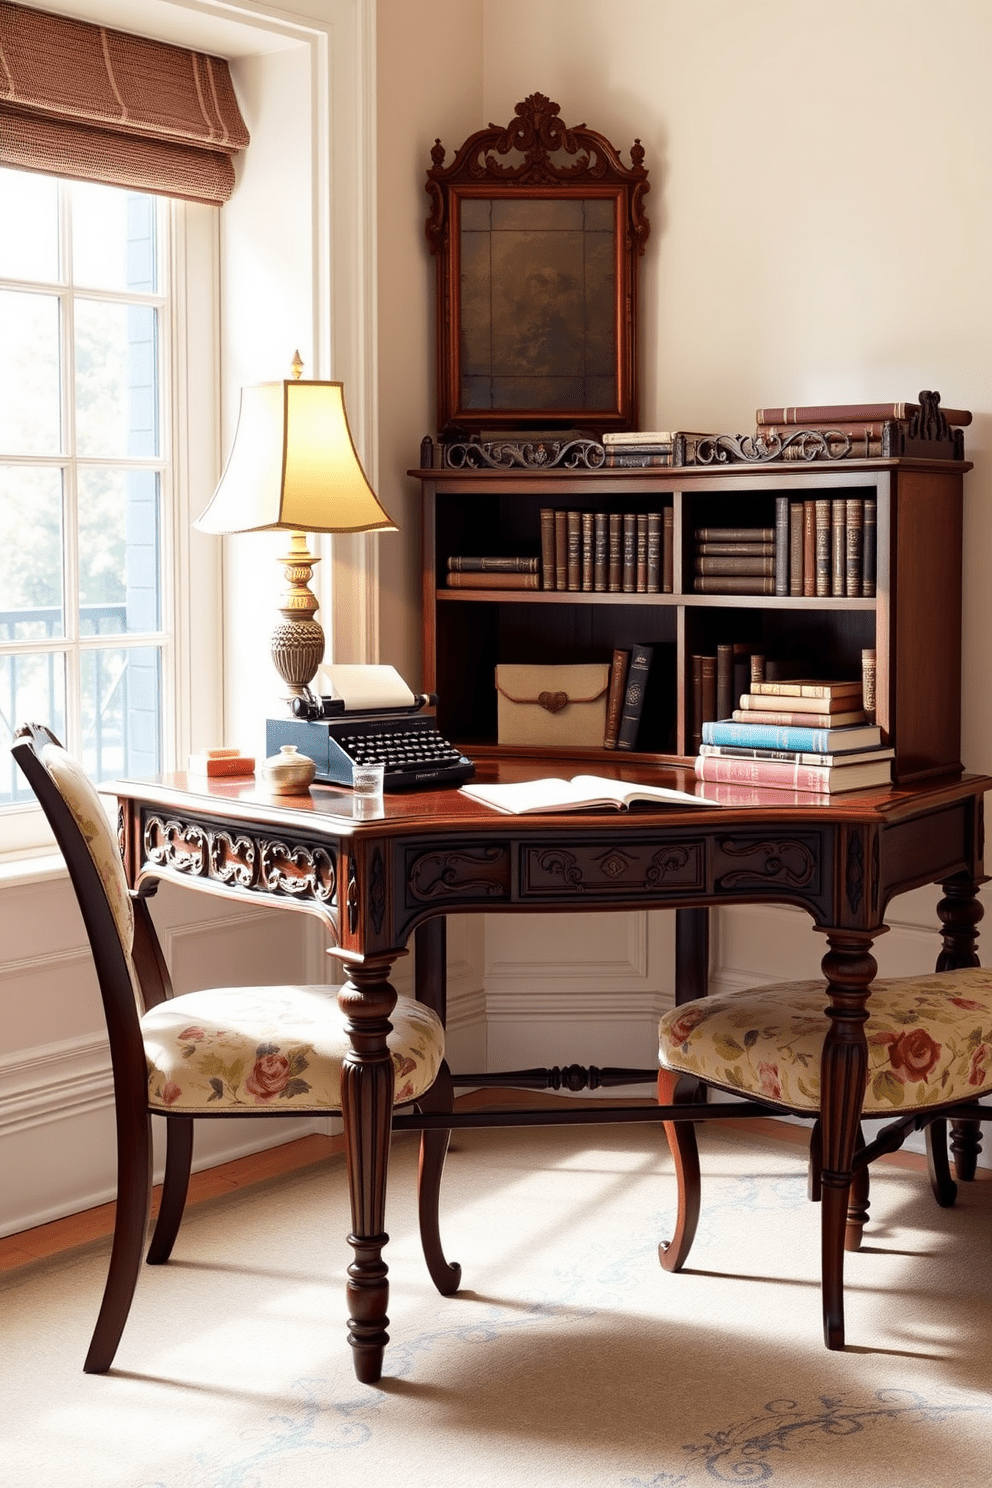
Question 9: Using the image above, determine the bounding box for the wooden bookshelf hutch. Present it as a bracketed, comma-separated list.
[414, 453, 969, 784]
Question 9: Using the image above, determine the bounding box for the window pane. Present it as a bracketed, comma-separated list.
[81, 645, 161, 782]
[0, 466, 64, 639]
[78, 468, 160, 633]
[0, 168, 60, 282]
[74, 300, 159, 457]
[0, 290, 62, 454]
[0, 653, 67, 804]
[71, 182, 158, 294]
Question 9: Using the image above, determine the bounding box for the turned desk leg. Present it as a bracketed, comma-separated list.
[936, 876, 985, 1181]
[817, 930, 878, 1351]
[338, 958, 398, 1385]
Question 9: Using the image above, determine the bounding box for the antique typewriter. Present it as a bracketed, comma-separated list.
[265, 668, 475, 792]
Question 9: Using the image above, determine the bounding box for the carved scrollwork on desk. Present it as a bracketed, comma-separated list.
[645, 847, 692, 886]
[143, 816, 208, 876]
[209, 831, 258, 889]
[718, 837, 816, 890]
[407, 845, 509, 902]
[369, 847, 386, 936]
[846, 833, 865, 914]
[535, 848, 586, 889]
[260, 840, 336, 902]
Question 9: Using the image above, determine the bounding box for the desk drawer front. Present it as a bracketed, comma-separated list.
[519, 839, 706, 899]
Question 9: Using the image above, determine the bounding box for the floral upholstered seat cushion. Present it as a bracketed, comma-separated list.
[659, 968, 992, 1114]
[144, 987, 444, 1113]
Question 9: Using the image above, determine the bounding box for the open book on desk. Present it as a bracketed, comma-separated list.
[459, 774, 721, 815]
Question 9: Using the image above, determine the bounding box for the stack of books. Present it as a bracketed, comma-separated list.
[601, 430, 709, 468]
[445, 556, 540, 589]
[693, 526, 776, 594]
[540, 509, 673, 593]
[694, 678, 893, 795]
[755, 400, 972, 460]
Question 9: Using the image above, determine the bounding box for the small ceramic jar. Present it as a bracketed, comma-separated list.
[259, 744, 316, 794]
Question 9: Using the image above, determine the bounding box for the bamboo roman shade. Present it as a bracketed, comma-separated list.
[0, 1, 249, 203]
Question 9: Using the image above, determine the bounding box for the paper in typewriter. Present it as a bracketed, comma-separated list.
[316, 664, 417, 712]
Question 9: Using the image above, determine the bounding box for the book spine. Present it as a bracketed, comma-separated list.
[732, 707, 866, 727]
[636, 512, 648, 592]
[845, 497, 864, 597]
[646, 511, 661, 592]
[615, 642, 654, 751]
[622, 514, 637, 593]
[815, 500, 831, 597]
[739, 691, 857, 714]
[554, 510, 568, 591]
[540, 508, 556, 590]
[566, 510, 582, 591]
[862, 647, 877, 725]
[699, 743, 840, 765]
[693, 576, 777, 594]
[750, 652, 766, 685]
[702, 720, 831, 751]
[593, 512, 608, 592]
[603, 450, 673, 467]
[446, 572, 540, 589]
[695, 755, 834, 791]
[862, 498, 877, 597]
[756, 401, 971, 427]
[603, 648, 630, 749]
[448, 556, 540, 572]
[608, 512, 623, 592]
[696, 541, 776, 556]
[831, 499, 846, 596]
[716, 643, 735, 721]
[691, 654, 703, 754]
[802, 500, 816, 597]
[694, 556, 776, 576]
[789, 502, 803, 596]
[581, 510, 595, 592]
[662, 506, 674, 593]
[694, 527, 775, 543]
[701, 654, 717, 733]
[775, 496, 789, 596]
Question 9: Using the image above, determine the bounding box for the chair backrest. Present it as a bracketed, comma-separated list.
[11, 723, 149, 1082]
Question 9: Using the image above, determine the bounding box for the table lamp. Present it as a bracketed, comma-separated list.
[195, 357, 397, 705]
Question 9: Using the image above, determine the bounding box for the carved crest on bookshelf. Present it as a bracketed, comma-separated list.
[438, 437, 607, 470]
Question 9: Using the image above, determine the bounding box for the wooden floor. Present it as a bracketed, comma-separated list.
[1, 1096, 979, 1274]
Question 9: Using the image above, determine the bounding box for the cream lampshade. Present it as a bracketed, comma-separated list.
[195, 363, 397, 705]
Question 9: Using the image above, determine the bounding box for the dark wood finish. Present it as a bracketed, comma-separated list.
[106, 761, 989, 1374]
[426, 93, 648, 437]
[414, 456, 970, 783]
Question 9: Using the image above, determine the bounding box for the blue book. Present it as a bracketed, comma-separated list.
[701, 719, 883, 753]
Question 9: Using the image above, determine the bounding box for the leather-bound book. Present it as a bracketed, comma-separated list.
[789, 502, 803, 596]
[566, 510, 582, 591]
[603, 648, 631, 749]
[581, 511, 595, 592]
[622, 513, 637, 593]
[862, 498, 877, 597]
[845, 498, 864, 597]
[694, 556, 776, 576]
[716, 643, 735, 721]
[775, 496, 789, 596]
[593, 512, 608, 591]
[540, 508, 556, 589]
[662, 507, 674, 592]
[831, 500, 846, 596]
[693, 576, 776, 594]
[616, 642, 654, 751]
[646, 511, 662, 592]
[636, 513, 649, 592]
[814, 500, 831, 596]
[608, 513, 623, 592]
[803, 500, 816, 597]
[554, 510, 568, 591]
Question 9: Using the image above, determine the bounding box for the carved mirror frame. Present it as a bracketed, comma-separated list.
[426, 94, 649, 439]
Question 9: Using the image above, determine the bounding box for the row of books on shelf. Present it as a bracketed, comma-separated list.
[691, 498, 876, 596]
[445, 508, 676, 594]
[689, 645, 876, 749]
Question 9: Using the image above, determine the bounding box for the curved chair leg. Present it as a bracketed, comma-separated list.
[657, 1067, 701, 1272]
[84, 1107, 153, 1373]
[808, 1119, 822, 1201]
[146, 1116, 194, 1265]
[415, 1061, 461, 1294]
[925, 1119, 958, 1207]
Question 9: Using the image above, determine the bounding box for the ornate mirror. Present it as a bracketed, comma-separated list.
[426, 93, 649, 440]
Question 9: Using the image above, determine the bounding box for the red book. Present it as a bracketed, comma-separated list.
[694, 754, 891, 793]
[756, 401, 971, 427]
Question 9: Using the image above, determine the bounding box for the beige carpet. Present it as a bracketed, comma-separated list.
[2, 1123, 990, 1488]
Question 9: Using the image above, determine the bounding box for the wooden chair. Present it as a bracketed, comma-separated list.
[11, 722, 458, 1375]
[657, 973, 991, 1347]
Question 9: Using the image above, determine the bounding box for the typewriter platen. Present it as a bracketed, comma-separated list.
[265, 685, 475, 792]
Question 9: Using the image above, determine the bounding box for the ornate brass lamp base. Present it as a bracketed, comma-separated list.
[272, 531, 324, 704]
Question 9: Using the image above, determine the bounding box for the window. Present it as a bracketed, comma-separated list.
[0, 167, 172, 811]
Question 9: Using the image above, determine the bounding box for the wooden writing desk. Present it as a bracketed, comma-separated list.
[111, 759, 988, 1381]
